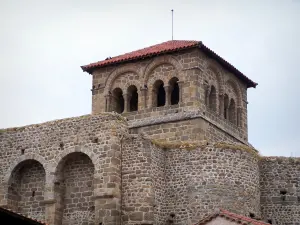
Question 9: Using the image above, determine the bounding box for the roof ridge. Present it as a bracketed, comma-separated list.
[81, 39, 257, 88]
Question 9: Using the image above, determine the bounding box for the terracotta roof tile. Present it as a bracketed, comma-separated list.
[196, 208, 271, 225]
[81, 40, 257, 88]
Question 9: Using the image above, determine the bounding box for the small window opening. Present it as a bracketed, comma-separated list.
[21, 149, 25, 155]
[32, 191, 35, 197]
[112, 88, 124, 113]
[169, 77, 179, 105]
[128, 85, 138, 112]
[153, 80, 165, 107]
[280, 190, 287, 195]
[249, 213, 255, 218]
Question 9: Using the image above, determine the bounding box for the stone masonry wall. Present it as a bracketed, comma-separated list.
[151, 143, 166, 225]
[0, 113, 128, 225]
[121, 135, 154, 225]
[91, 48, 249, 143]
[128, 108, 247, 145]
[8, 160, 46, 221]
[260, 157, 300, 224]
[61, 152, 95, 225]
[163, 145, 261, 225]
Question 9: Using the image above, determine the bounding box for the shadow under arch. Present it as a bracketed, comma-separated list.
[4, 153, 48, 186]
[6, 158, 46, 221]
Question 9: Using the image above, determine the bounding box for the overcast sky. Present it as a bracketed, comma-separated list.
[0, 0, 299, 157]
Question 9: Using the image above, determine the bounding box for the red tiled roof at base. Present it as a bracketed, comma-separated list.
[0, 206, 48, 225]
[81, 40, 257, 88]
[196, 208, 270, 225]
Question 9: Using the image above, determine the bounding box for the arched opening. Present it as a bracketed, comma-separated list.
[55, 152, 95, 225]
[7, 160, 46, 221]
[153, 80, 165, 107]
[229, 98, 236, 125]
[169, 77, 179, 105]
[111, 88, 124, 113]
[128, 85, 138, 112]
[208, 85, 217, 112]
[224, 94, 229, 119]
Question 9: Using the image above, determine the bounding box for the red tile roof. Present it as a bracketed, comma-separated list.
[81, 40, 257, 88]
[196, 208, 270, 225]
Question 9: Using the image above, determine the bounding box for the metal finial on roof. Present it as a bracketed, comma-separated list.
[171, 9, 174, 40]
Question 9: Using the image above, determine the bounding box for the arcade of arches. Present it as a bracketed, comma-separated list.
[108, 77, 181, 113]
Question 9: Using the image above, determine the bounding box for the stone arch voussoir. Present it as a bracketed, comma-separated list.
[53, 146, 98, 178]
[4, 153, 48, 186]
[205, 59, 225, 95]
[143, 55, 183, 85]
[225, 78, 243, 107]
[104, 64, 142, 95]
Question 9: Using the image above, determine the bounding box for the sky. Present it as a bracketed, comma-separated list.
[0, 0, 299, 157]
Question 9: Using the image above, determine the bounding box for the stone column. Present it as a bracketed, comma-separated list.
[123, 93, 130, 113]
[105, 93, 112, 112]
[94, 137, 122, 225]
[43, 174, 64, 225]
[151, 89, 157, 107]
[219, 94, 224, 118]
[164, 85, 171, 106]
[140, 87, 148, 109]
[177, 81, 184, 104]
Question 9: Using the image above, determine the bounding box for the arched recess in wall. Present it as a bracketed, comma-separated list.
[169, 77, 180, 105]
[111, 88, 124, 113]
[225, 79, 242, 107]
[143, 55, 183, 85]
[127, 85, 138, 112]
[54, 152, 95, 225]
[104, 65, 141, 96]
[7, 159, 46, 221]
[205, 60, 225, 95]
[209, 85, 217, 112]
[152, 80, 165, 107]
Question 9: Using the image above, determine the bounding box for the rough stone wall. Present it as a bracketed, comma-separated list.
[0, 113, 128, 225]
[128, 108, 247, 145]
[121, 136, 154, 225]
[151, 142, 166, 224]
[8, 160, 46, 221]
[90, 48, 249, 143]
[61, 153, 95, 225]
[163, 145, 260, 225]
[260, 157, 300, 224]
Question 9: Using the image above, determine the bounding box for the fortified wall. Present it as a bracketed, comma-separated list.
[0, 113, 128, 225]
[0, 112, 263, 225]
